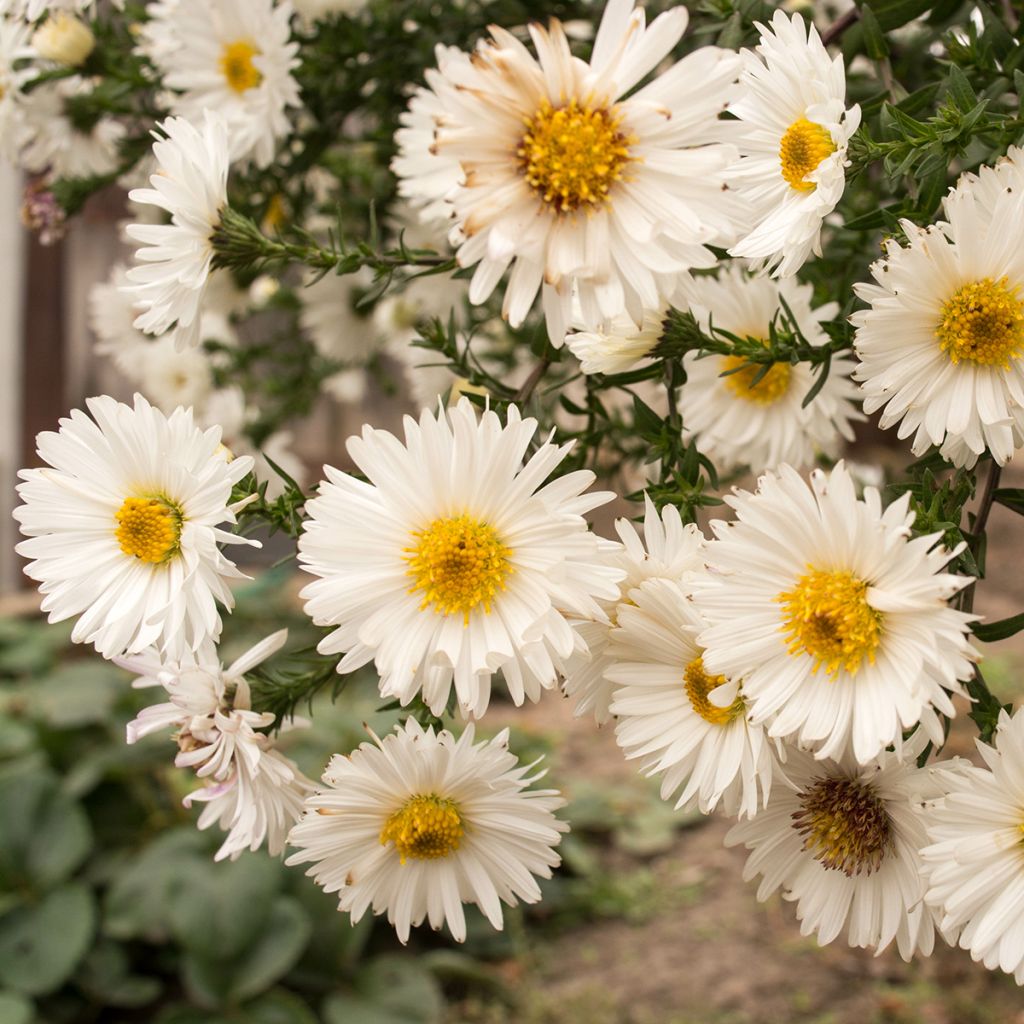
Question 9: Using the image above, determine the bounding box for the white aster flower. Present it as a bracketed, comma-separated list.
[851, 164, 1024, 467]
[298, 398, 623, 717]
[136, 335, 216, 412]
[694, 462, 976, 764]
[393, 0, 742, 342]
[608, 576, 778, 818]
[292, 0, 366, 22]
[14, 394, 257, 660]
[122, 630, 314, 861]
[124, 112, 229, 350]
[142, 0, 300, 168]
[726, 743, 943, 959]
[0, 0, 94, 21]
[0, 17, 33, 161]
[286, 718, 567, 943]
[562, 496, 705, 725]
[727, 10, 861, 276]
[565, 307, 667, 376]
[922, 709, 1024, 983]
[679, 265, 863, 471]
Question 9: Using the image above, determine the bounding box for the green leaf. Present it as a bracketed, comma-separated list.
[859, 4, 889, 59]
[867, 0, 934, 30]
[0, 883, 96, 996]
[76, 939, 162, 1008]
[631, 394, 664, 439]
[973, 614, 1024, 643]
[0, 992, 33, 1024]
[322, 956, 444, 1024]
[242, 989, 318, 1024]
[945, 64, 978, 113]
[26, 661, 124, 728]
[0, 720, 34, 760]
[994, 487, 1024, 515]
[227, 897, 312, 1002]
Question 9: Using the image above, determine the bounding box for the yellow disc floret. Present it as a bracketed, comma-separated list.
[779, 118, 836, 192]
[777, 568, 882, 677]
[684, 656, 744, 726]
[219, 39, 263, 94]
[721, 355, 792, 405]
[519, 99, 635, 214]
[936, 277, 1024, 369]
[792, 775, 893, 876]
[115, 496, 183, 564]
[380, 794, 464, 863]
[405, 514, 511, 623]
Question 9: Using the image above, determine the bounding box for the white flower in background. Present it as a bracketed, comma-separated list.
[0, 0, 94, 20]
[0, 17, 34, 161]
[608, 576, 778, 818]
[852, 163, 1024, 467]
[562, 496, 705, 725]
[393, 0, 742, 342]
[14, 394, 257, 660]
[121, 630, 314, 861]
[124, 112, 229, 350]
[20, 77, 125, 178]
[298, 399, 623, 717]
[298, 269, 381, 403]
[565, 307, 667, 376]
[922, 709, 1024, 983]
[137, 335, 216, 412]
[727, 743, 942, 959]
[286, 718, 567, 943]
[30, 10, 94, 65]
[292, 0, 366, 21]
[694, 462, 976, 764]
[679, 266, 862, 472]
[944, 145, 1024, 229]
[142, 0, 300, 168]
[89, 264, 148, 376]
[727, 11, 861, 276]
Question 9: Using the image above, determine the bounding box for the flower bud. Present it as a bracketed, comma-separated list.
[32, 12, 95, 67]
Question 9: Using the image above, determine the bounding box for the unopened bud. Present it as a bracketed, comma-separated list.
[32, 12, 95, 67]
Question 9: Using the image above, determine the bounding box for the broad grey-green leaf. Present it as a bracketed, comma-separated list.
[227, 896, 312, 1002]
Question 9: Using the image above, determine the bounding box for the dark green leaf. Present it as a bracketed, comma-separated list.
[859, 5, 889, 59]
[227, 897, 312, 1002]
[973, 613, 1024, 643]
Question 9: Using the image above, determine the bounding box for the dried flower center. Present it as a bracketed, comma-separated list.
[793, 775, 893, 876]
[405, 514, 511, 623]
[936, 277, 1024, 369]
[777, 568, 882, 677]
[220, 39, 262, 94]
[684, 656, 744, 726]
[115, 496, 182, 564]
[519, 99, 635, 214]
[380, 794, 464, 863]
[721, 355, 792, 405]
[779, 118, 835, 192]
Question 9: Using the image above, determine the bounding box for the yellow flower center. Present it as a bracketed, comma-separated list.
[721, 355, 792, 405]
[405, 514, 511, 623]
[936, 277, 1024, 369]
[684, 656, 744, 726]
[792, 775, 893, 876]
[219, 39, 262, 94]
[114, 496, 182, 564]
[519, 99, 635, 214]
[380, 795, 464, 863]
[779, 118, 836, 192]
[777, 568, 882, 677]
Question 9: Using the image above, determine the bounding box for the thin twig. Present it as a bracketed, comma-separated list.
[821, 7, 859, 47]
[961, 461, 1002, 615]
[514, 357, 551, 404]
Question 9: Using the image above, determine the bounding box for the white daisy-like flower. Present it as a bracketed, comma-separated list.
[726, 743, 942, 959]
[393, 0, 742, 342]
[727, 10, 861, 277]
[286, 718, 567, 943]
[608, 576, 777, 818]
[121, 630, 314, 861]
[0, 17, 34, 162]
[565, 307, 667, 375]
[298, 398, 623, 717]
[124, 112, 228, 350]
[562, 496, 705, 725]
[136, 335, 216, 412]
[694, 462, 976, 764]
[20, 77, 125, 179]
[14, 394, 257, 660]
[142, 0, 300, 168]
[922, 709, 1024, 983]
[851, 164, 1024, 467]
[0, 0, 93, 21]
[292, 0, 366, 22]
[679, 265, 862, 471]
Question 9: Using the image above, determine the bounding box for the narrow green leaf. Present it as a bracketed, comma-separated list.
[973, 613, 1024, 643]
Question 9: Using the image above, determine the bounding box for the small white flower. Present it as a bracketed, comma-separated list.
[141, 0, 300, 168]
[124, 112, 229, 349]
[727, 743, 943, 959]
[14, 394, 257, 660]
[922, 708, 1024, 984]
[678, 265, 862, 472]
[286, 718, 567, 943]
[562, 496, 705, 725]
[0, 0, 94, 21]
[0, 16, 34, 161]
[565, 307, 667, 376]
[122, 631, 314, 861]
[852, 159, 1024, 467]
[292, 0, 366, 22]
[30, 10, 94, 65]
[298, 398, 623, 718]
[727, 11, 861, 276]
[393, 0, 742, 342]
[694, 462, 977, 764]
